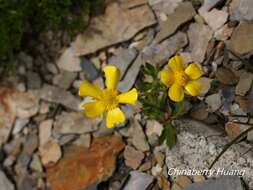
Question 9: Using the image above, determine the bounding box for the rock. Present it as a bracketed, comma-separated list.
[57, 47, 81, 72]
[187, 23, 213, 63]
[53, 70, 77, 89]
[23, 131, 38, 155]
[39, 119, 53, 145]
[0, 85, 38, 146]
[198, 77, 212, 96]
[15, 152, 31, 175]
[59, 134, 77, 145]
[46, 135, 124, 190]
[155, 152, 165, 167]
[12, 118, 29, 134]
[234, 0, 253, 22]
[118, 54, 144, 92]
[14, 90, 39, 118]
[109, 47, 138, 78]
[184, 176, 244, 190]
[155, 2, 196, 42]
[120, 0, 148, 9]
[205, 93, 222, 112]
[144, 32, 188, 64]
[72, 134, 91, 148]
[39, 140, 62, 166]
[123, 145, 145, 169]
[229, 21, 253, 55]
[146, 120, 163, 137]
[172, 176, 192, 189]
[139, 161, 152, 172]
[74, 2, 156, 56]
[39, 101, 50, 114]
[225, 122, 250, 140]
[54, 112, 98, 135]
[128, 119, 150, 152]
[199, 0, 223, 12]
[214, 24, 234, 40]
[192, 175, 206, 183]
[17, 176, 37, 190]
[30, 154, 43, 172]
[0, 170, 15, 190]
[215, 67, 239, 85]
[151, 164, 162, 176]
[200, 9, 228, 31]
[190, 104, 209, 121]
[26, 71, 42, 89]
[166, 119, 253, 189]
[40, 84, 81, 111]
[235, 71, 253, 96]
[47, 63, 59, 74]
[80, 57, 100, 81]
[149, 0, 183, 17]
[123, 171, 154, 190]
[157, 174, 171, 190]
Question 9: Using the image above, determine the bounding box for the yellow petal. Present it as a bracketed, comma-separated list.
[117, 88, 138, 105]
[106, 107, 125, 128]
[78, 81, 102, 99]
[168, 83, 184, 102]
[82, 101, 105, 118]
[184, 80, 202, 96]
[160, 69, 174, 87]
[103, 66, 120, 90]
[185, 64, 202, 80]
[168, 55, 184, 72]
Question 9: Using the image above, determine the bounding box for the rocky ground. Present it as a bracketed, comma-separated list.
[1, 0, 253, 189]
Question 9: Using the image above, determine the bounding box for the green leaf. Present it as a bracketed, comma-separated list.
[144, 63, 158, 78]
[159, 124, 177, 148]
[172, 101, 185, 117]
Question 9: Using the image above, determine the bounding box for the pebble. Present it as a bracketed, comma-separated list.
[53, 70, 77, 89]
[205, 93, 222, 112]
[235, 71, 253, 96]
[123, 171, 154, 190]
[39, 119, 53, 145]
[123, 145, 145, 169]
[72, 134, 91, 148]
[0, 170, 15, 190]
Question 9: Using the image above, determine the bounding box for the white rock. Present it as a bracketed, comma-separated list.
[12, 118, 29, 134]
[123, 171, 154, 190]
[235, 71, 253, 96]
[0, 170, 14, 190]
[205, 93, 222, 112]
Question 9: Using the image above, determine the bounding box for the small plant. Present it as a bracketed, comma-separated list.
[138, 55, 203, 148]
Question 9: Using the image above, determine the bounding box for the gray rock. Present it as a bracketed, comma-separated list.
[26, 71, 42, 89]
[72, 134, 91, 148]
[40, 84, 81, 111]
[18, 52, 34, 69]
[229, 21, 253, 55]
[123, 171, 154, 190]
[184, 176, 244, 190]
[53, 70, 77, 89]
[118, 54, 143, 92]
[109, 47, 138, 78]
[128, 119, 150, 152]
[57, 47, 82, 72]
[199, 0, 223, 12]
[200, 8, 228, 31]
[46, 62, 59, 74]
[80, 57, 100, 81]
[30, 154, 43, 172]
[235, 71, 253, 96]
[234, 0, 253, 22]
[120, 0, 148, 9]
[205, 93, 222, 112]
[17, 176, 37, 190]
[144, 32, 188, 64]
[53, 112, 99, 135]
[15, 152, 31, 175]
[166, 119, 253, 189]
[59, 134, 77, 145]
[73, 2, 156, 56]
[0, 170, 14, 190]
[39, 119, 53, 146]
[155, 2, 196, 42]
[12, 118, 29, 135]
[188, 23, 213, 63]
[23, 131, 38, 155]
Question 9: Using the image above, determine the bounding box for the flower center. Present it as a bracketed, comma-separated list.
[174, 71, 189, 86]
[102, 89, 119, 111]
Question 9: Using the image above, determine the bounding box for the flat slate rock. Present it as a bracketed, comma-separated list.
[73, 2, 156, 56]
[184, 176, 244, 190]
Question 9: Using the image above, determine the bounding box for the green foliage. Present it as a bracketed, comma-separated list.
[137, 63, 168, 121]
[159, 123, 177, 149]
[172, 101, 185, 118]
[0, 0, 103, 66]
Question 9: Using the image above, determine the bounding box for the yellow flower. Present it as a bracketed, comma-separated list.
[160, 55, 203, 102]
[78, 65, 138, 128]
